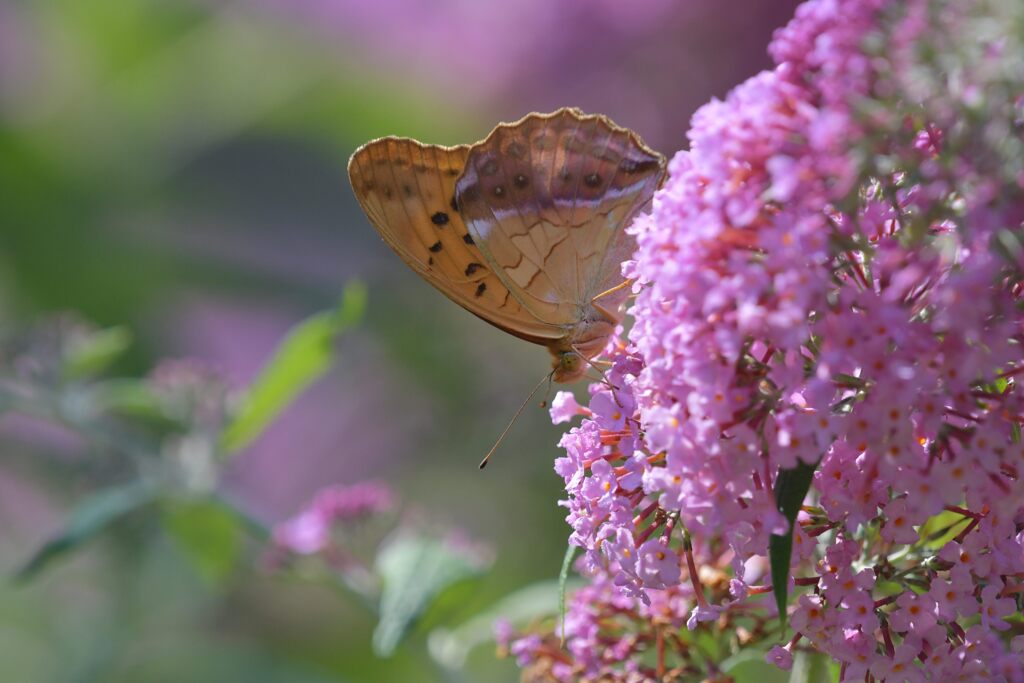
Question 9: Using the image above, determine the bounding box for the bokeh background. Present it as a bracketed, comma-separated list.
[0, 1, 801, 681]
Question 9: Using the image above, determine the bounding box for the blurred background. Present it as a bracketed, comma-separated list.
[0, 1, 800, 681]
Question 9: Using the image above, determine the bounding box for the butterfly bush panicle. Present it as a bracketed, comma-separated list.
[506, 0, 1024, 678]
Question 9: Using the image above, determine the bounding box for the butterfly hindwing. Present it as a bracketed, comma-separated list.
[454, 108, 666, 326]
[348, 138, 562, 344]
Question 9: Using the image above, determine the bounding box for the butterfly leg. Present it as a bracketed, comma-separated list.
[592, 279, 633, 302]
[591, 279, 635, 322]
[571, 344, 619, 391]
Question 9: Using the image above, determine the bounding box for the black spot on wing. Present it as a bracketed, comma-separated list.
[429, 241, 443, 253]
[463, 234, 475, 245]
[475, 283, 487, 297]
[431, 211, 449, 225]
[464, 262, 483, 276]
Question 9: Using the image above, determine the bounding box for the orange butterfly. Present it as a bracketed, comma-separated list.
[348, 108, 665, 384]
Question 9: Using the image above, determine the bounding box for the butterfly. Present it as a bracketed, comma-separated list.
[348, 108, 666, 384]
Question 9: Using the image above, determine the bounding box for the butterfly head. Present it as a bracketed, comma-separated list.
[552, 350, 586, 383]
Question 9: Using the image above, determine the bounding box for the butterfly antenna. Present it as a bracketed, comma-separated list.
[479, 370, 555, 470]
[539, 372, 555, 408]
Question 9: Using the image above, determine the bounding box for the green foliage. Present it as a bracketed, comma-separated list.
[372, 533, 488, 657]
[558, 541, 577, 645]
[787, 651, 840, 683]
[429, 579, 572, 670]
[919, 508, 968, 548]
[62, 326, 133, 380]
[720, 649, 791, 683]
[769, 460, 818, 626]
[15, 480, 158, 582]
[94, 378, 179, 427]
[163, 498, 243, 584]
[221, 281, 366, 453]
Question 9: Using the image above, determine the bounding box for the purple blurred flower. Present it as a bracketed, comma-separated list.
[223, 0, 801, 150]
[272, 480, 393, 555]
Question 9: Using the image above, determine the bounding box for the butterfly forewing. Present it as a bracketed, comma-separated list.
[454, 109, 666, 326]
[348, 138, 562, 343]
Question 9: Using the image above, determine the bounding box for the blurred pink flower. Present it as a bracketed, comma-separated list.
[272, 480, 394, 555]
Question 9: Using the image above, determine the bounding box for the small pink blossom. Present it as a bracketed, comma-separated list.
[766, 645, 793, 671]
[550, 391, 587, 424]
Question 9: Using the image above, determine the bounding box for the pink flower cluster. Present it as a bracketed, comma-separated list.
[273, 481, 394, 555]
[498, 537, 778, 681]
[508, 0, 1024, 679]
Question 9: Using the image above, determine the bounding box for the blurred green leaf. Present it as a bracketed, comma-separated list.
[558, 542, 577, 646]
[769, 460, 817, 627]
[721, 648, 791, 683]
[787, 650, 838, 683]
[62, 326, 133, 380]
[163, 499, 243, 584]
[15, 480, 157, 582]
[428, 578, 582, 670]
[93, 379, 182, 432]
[919, 508, 968, 549]
[221, 281, 366, 453]
[373, 533, 486, 657]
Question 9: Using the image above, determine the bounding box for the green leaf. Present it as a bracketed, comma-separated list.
[720, 648, 791, 683]
[428, 579, 580, 670]
[62, 326, 132, 380]
[221, 281, 366, 453]
[787, 650, 838, 683]
[92, 378, 181, 432]
[163, 499, 243, 584]
[769, 460, 818, 627]
[14, 480, 157, 582]
[373, 533, 487, 657]
[558, 542, 577, 646]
